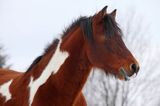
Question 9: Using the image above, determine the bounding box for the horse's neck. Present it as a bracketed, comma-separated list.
[27, 26, 92, 106]
[45, 27, 92, 103]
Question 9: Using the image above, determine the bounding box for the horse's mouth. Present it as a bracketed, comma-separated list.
[119, 67, 137, 81]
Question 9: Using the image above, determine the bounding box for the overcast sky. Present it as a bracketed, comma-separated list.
[0, 0, 160, 71]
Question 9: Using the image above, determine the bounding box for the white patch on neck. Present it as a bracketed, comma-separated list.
[0, 80, 13, 102]
[28, 39, 69, 106]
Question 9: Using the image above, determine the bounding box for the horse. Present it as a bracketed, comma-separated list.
[0, 6, 139, 106]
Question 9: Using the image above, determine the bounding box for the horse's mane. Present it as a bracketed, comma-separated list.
[26, 15, 122, 72]
[61, 16, 88, 38]
[26, 16, 88, 72]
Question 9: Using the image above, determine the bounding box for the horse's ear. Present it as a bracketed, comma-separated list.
[100, 6, 108, 17]
[96, 6, 108, 21]
[110, 9, 117, 19]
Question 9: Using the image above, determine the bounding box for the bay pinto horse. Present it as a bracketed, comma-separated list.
[0, 6, 139, 106]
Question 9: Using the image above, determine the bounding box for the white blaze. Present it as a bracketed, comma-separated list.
[28, 39, 69, 106]
[0, 79, 13, 102]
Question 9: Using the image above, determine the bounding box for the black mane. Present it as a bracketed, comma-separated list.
[26, 16, 88, 72]
[61, 16, 88, 38]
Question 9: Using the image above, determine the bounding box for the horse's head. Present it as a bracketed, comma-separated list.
[82, 6, 139, 80]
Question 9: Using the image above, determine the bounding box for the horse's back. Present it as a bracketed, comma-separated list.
[0, 69, 22, 85]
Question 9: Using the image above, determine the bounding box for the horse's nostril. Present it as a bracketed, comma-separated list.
[130, 63, 139, 73]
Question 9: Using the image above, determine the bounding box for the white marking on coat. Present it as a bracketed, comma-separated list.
[28, 39, 69, 106]
[0, 80, 13, 102]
